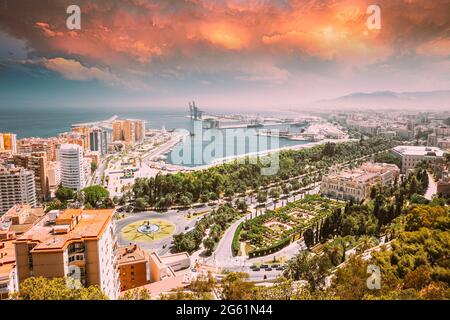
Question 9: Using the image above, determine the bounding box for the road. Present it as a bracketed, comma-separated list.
[424, 172, 437, 200]
[112, 146, 388, 276]
[203, 184, 321, 279]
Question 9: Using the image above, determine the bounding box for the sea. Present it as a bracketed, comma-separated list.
[0, 107, 309, 166]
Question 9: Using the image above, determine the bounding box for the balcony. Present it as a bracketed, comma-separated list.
[67, 243, 85, 254]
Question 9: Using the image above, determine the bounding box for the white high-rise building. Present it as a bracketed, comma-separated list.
[58, 144, 86, 191]
[0, 165, 37, 215]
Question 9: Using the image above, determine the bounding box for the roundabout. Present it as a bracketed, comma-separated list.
[121, 218, 175, 242]
[115, 209, 206, 254]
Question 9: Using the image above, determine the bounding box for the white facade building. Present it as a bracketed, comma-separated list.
[57, 144, 86, 191]
[392, 146, 447, 173]
[0, 166, 37, 215]
[321, 162, 400, 202]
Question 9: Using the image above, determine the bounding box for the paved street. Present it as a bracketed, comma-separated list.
[203, 184, 320, 277]
[424, 172, 437, 200]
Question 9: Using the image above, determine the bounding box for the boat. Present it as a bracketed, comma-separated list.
[247, 123, 264, 128]
[291, 120, 308, 127]
[247, 124, 264, 128]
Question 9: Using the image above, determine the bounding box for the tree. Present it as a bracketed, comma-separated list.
[119, 288, 151, 300]
[179, 195, 192, 208]
[370, 186, 377, 200]
[257, 192, 267, 206]
[410, 193, 430, 205]
[55, 186, 74, 202]
[283, 251, 330, 291]
[130, 137, 396, 208]
[327, 256, 372, 300]
[45, 199, 66, 212]
[220, 272, 255, 300]
[90, 162, 98, 173]
[82, 185, 110, 208]
[203, 237, 216, 255]
[15, 277, 108, 300]
[200, 193, 209, 203]
[134, 197, 148, 210]
[224, 187, 234, 199]
[235, 199, 248, 213]
[303, 228, 315, 249]
[270, 187, 281, 208]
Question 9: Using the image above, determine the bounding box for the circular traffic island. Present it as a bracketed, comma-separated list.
[121, 218, 176, 242]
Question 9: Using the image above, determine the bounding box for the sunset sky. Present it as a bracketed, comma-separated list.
[0, 0, 449, 111]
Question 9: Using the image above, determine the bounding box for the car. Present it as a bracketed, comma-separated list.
[266, 267, 272, 271]
[276, 266, 284, 271]
[272, 264, 279, 268]
[250, 265, 257, 269]
[260, 264, 269, 269]
[253, 267, 261, 271]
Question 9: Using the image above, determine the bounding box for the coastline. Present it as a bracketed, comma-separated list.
[160, 137, 354, 172]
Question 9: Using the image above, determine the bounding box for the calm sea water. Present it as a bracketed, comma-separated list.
[0, 107, 308, 166]
[0, 108, 191, 138]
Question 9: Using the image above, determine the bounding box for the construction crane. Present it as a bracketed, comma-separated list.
[188, 101, 203, 120]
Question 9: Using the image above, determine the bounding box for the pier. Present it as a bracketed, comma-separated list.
[71, 115, 118, 129]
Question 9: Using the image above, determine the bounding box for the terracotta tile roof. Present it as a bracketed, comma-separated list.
[0, 240, 16, 281]
[14, 209, 114, 251]
[117, 244, 147, 266]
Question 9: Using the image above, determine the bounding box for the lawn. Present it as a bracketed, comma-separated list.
[121, 218, 176, 242]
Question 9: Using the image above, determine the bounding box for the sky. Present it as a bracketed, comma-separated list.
[0, 0, 449, 112]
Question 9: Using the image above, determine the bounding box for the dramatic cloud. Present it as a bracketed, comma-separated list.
[41, 57, 120, 83]
[0, 0, 449, 109]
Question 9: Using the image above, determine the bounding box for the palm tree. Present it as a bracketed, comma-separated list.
[356, 235, 379, 254]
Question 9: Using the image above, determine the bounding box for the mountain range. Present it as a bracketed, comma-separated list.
[303, 90, 450, 111]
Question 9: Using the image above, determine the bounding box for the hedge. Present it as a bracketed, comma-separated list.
[248, 236, 292, 258]
[231, 223, 243, 257]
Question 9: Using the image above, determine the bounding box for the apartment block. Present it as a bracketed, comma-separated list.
[17, 137, 56, 161]
[57, 144, 86, 191]
[0, 240, 18, 300]
[47, 161, 60, 196]
[112, 119, 145, 145]
[0, 205, 45, 299]
[0, 133, 17, 154]
[0, 165, 37, 215]
[117, 244, 149, 291]
[72, 126, 92, 151]
[13, 152, 49, 201]
[14, 208, 120, 299]
[89, 128, 108, 155]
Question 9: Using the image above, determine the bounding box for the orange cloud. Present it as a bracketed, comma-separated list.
[41, 57, 121, 84]
[0, 0, 448, 86]
[417, 38, 450, 57]
[34, 22, 64, 37]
